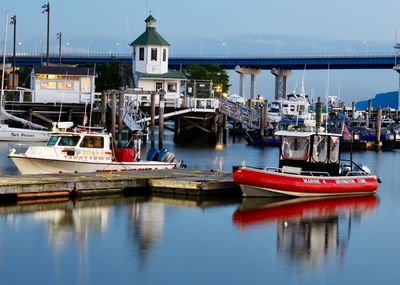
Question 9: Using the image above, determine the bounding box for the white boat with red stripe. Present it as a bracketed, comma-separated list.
[8, 122, 181, 175]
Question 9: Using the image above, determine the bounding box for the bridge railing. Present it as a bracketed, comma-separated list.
[6, 52, 398, 59]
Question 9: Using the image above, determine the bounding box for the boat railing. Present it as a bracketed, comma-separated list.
[345, 171, 370, 176]
[300, 171, 331, 177]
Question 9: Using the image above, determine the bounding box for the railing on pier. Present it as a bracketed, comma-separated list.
[218, 99, 260, 129]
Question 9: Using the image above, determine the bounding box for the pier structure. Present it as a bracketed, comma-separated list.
[271, 68, 293, 100]
[234, 66, 261, 99]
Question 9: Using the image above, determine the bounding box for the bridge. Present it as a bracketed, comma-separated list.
[6, 52, 399, 70]
[6, 52, 400, 101]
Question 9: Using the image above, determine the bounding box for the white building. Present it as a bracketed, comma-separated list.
[130, 15, 186, 103]
[30, 66, 96, 104]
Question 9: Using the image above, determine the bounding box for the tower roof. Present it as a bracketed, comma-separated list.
[129, 15, 170, 47]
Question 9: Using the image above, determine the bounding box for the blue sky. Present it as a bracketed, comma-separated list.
[1, 0, 400, 102]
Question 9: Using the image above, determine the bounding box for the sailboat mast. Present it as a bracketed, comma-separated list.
[1, 11, 9, 105]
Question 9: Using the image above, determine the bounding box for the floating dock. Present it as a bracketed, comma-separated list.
[0, 169, 240, 201]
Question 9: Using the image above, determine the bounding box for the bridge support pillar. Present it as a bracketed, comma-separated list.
[235, 66, 261, 99]
[271, 68, 292, 100]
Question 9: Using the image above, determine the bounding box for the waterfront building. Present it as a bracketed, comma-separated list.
[130, 15, 186, 104]
[30, 66, 96, 104]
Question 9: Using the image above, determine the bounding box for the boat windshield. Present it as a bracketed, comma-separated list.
[80, 136, 104, 148]
[58, 135, 81, 146]
[312, 135, 328, 162]
[47, 135, 59, 146]
[281, 136, 310, 161]
[330, 136, 340, 163]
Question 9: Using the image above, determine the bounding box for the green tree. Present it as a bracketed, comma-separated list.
[183, 64, 230, 94]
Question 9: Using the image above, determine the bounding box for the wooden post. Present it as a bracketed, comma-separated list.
[264, 99, 269, 129]
[351, 102, 355, 120]
[158, 91, 165, 149]
[150, 93, 156, 149]
[101, 91, 107, 129]
[260, 102, 266, 145]
[375, 109, 382, 151]
[111, 92, 116, 142]
[365, 111, 369, 129]
[118, 92, 124, 148]
[222, 114, 228, 144]
[316, 97, 322, 131]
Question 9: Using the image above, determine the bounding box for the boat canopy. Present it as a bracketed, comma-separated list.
[278, 130, 341, 164]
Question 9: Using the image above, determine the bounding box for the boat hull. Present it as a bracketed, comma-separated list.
[233, 167, 379, 197]
[0, 128, 49, 142]
[9, 155, 176, 175]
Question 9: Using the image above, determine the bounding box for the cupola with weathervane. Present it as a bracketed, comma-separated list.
[129, 15, 186, 100]
[130, 15, 170, 76]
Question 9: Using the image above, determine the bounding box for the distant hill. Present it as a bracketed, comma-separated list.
[356, 91, 399, 110]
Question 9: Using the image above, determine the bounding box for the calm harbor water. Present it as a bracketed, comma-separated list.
[0, 133, 400, 285]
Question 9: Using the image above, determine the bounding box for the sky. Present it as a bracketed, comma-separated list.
[1, 0, 400, 103]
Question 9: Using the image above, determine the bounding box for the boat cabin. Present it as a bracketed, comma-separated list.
[275, 130, 341, 176]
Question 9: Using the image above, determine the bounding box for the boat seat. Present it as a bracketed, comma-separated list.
[282, 166, 302, 175]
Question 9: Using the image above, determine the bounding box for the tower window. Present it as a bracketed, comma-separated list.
[139, 48, 144, 60]
[151, 48, 157, 61]
[163, 49, 167, 62]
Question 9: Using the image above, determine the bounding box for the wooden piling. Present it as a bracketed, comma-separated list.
[101, 91, 107, 129]
[222, 115, 228, 144]
[260, 102, 266, 144]
[159, 91, 165, 149]
[150, 93, 156, 149]
[375, 109, 382, 151]
[111, 92, 117, 141]
[264, 99, 269, 129]
[118, 92, 124, 148]
[351, 102, 355, 120]
[316, 97, 322, 130]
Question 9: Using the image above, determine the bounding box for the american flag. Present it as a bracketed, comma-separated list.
[342, 124, 352, 141]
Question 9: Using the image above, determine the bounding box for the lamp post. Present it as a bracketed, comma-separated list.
[363, 40, 368, 54]
[10, 15, 16, 89]
[42, 2, 50, 65]
[57, 32, 62, 66]
[222, 42, 228, 56]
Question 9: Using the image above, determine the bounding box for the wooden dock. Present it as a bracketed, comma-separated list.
[0, 169, 241, 201]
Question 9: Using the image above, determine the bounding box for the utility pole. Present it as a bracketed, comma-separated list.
[42, 2, 50, 66]
[10, 15, 16, 89]
[57, 32, 62, 66]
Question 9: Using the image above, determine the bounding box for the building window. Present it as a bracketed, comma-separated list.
[151, 48, 157, 61]
[139, 48, 144, 60]
[40, 81, 57, 89]
[58, 82, 74, 90]
[155, 81, 163, 91]
[81, 78, 91, 92]
[167, 83, 177, 92]
[163, 49, 167, 62]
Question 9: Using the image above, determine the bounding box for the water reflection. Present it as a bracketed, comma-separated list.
[233, 196, 378, 270]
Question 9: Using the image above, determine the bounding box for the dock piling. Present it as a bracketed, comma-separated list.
[159, 91, 165, 149]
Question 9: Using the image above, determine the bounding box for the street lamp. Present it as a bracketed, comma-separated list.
[222, 42, 228, 56]
[57, 32, 62, 66]
[9, 15, 16, 89]
[42, 2, 50, 65]
[363, 40, 369, 54]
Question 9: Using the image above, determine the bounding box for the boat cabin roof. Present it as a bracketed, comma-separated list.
[275, 130, 342, 138]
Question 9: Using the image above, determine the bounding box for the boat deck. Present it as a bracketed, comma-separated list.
[0, 169, 240, 201]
